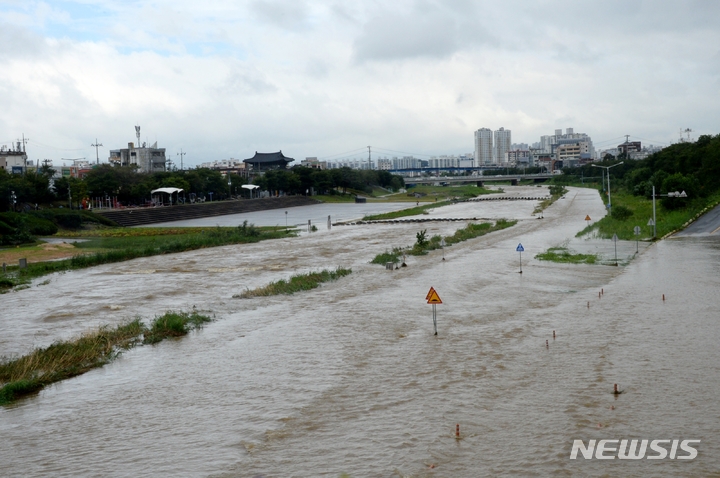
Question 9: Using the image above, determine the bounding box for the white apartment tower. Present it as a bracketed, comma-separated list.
[494, 127, 512, 164]
[474, 128, 493, 166]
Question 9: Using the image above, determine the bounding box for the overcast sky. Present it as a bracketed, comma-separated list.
[1, 0, 719, 167]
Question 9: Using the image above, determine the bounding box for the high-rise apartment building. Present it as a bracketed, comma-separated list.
[494, 127, 511, 164]
[474, 128, 493, 166]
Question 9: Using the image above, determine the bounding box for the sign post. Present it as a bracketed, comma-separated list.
[440, 238, 446, 261]
[426, 287, 443, 335]
[516, 243, 525, 274]
[633, 225, 641, 253]
[647, 218, 655, 240]
[585, 215, 591, 228]
[612, 233, 619, 265]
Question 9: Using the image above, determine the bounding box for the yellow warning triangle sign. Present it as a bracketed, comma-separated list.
[426, 287, 442, 304]
[585, 215, 591, 221]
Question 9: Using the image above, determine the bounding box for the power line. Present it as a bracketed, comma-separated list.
[372, 147, 435, 158]
[26, 139, 86, 151]
[318, 147, 368, 160]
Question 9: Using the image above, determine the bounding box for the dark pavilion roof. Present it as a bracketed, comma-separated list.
[243, 151, 295, 165]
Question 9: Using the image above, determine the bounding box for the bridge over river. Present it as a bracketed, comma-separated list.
[403, 173, 555, 186]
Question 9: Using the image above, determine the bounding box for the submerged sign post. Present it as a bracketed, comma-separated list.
[426, 287, 442, 335]
[516, 243, 525, 274]
[612, 233, 619, 265]
[634, 226, 641, 253]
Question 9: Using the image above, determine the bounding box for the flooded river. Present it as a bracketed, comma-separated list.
[1, 186, 718, 477]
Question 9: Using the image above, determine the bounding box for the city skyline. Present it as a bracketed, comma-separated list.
[1, 1, 718, 168]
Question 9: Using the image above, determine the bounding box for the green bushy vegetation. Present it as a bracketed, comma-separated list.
[362, 201, 453, 221]
[557, 133, 720, 238]
[234, 267, 352, 298]
[370, 219, 516, 263]
[0, 312, 211, 405]
[535, 247, 598, 264]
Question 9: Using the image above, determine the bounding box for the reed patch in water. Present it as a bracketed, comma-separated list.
[535, 247, 598, 264]
[233, 267, 352, 298]
[370, 219, 517, 263]
[0, 312, 211, 405]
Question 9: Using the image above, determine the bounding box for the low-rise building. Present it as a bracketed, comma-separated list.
[0, 143, 29, 173]
[109, 142, 166, 173]
[199, 159, 251, 177]
[300, 157, 327, 169]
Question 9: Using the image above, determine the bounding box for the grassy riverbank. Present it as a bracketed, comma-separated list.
[0, 311, 212, 405]
[0, 222, 291, 292]
[575, 189, 720, 240]
[233, 267, 352, 298]
[371, 219, 517, 263]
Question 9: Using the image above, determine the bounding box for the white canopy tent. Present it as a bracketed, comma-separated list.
[151, 187, 184, 205]
[241, 184, 260, 199]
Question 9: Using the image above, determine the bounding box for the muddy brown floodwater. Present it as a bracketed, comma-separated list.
[1, 186, 718, 477]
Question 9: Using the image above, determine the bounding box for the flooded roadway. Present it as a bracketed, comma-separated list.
[1, 186, 718, 477]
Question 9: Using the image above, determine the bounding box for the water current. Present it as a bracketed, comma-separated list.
[1, 186, 718, 477]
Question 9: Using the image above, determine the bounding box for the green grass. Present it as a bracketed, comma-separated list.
[576, 189, 720, 240]
[533, 185, 567, 215]
[362, 201, 453, 220]
[370, 219, 517, 263]
[143, 311, 213, 345]
[535, 247, 598, 264]
[0, 223, 292, 291]
[0, 312, 210, 405]
[234, 267, 352, 298]
[370, 248, 403, 265]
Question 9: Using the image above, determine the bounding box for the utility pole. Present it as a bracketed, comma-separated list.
[367, 146, 371, 169]
[17, 134, 29, 152]
[91, 139, 103, 164]
[624, 134, 630, 158]
[177, 149, 186, 170]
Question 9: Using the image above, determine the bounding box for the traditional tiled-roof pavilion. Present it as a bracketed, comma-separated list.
[243, 151, 294, 172]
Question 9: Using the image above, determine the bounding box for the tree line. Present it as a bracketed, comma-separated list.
[555, 133, 720, 209]
[1, 164, 405, 211]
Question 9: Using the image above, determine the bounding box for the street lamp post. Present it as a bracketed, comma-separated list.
[591, 161, 623, 211]
[650, 185, 687, 239]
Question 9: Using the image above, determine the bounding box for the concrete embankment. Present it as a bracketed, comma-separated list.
[95, 196, 321, 226]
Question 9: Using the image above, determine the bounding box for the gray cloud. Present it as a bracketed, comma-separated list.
[352, 1, 494, 63]
[249, 0, 311, 31]
[0, 23, 47, 60]
[219, 66, 278, 96]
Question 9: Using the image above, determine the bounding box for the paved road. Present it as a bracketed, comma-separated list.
[674, 203, 720, 236]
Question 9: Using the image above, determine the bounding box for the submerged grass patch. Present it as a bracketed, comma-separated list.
[535, 247, 598, 264]
[0, 223, 292, 291]
[362, 201, 453, 221]
[370, 219, 517, 264]
[234, 267, 352, 298]
[370, 248, 404, 265]
[0, 312, 212, 405]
